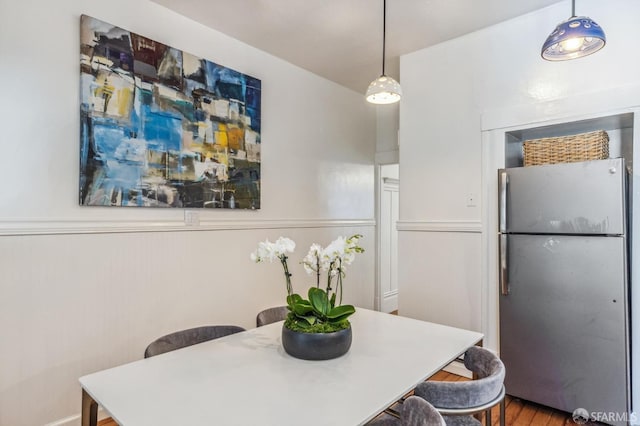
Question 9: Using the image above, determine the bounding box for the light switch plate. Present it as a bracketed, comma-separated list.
[184, 210, 200, 226]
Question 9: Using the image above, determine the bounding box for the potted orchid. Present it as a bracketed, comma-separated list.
[251, 234, 364, 360]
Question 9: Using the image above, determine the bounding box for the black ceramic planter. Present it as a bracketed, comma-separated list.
[281, 324, 352, 360]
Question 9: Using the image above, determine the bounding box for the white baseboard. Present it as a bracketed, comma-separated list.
[44, 408, 110, 426]
[443, 359, 472, 379]
[44, 414, 80, 426]
[381, 290, 398, 313]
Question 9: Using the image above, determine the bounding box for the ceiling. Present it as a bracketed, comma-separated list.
[151, 0, 565, 94]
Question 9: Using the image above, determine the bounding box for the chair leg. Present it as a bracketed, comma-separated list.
[486, 407, 492, 425]
[384, 407, 401, 419]
[499, 397, 506, 426]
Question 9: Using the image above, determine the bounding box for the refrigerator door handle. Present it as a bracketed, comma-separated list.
[498, 169, 507, 232]
[499, 234, 509, 295]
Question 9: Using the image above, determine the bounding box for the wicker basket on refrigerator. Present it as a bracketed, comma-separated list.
[522, 130, 609, 166]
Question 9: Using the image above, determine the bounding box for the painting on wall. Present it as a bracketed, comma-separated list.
[79, 15, 261, 209]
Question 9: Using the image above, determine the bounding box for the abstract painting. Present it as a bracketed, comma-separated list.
[79, 15, 261, 209]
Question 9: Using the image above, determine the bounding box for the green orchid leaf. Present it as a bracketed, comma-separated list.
[327, 304, 355, 319]
[326, 304, 356, 323]
[308, 287, 329, 315]
[327, 312, 355, 323]
[329, 292, 336, 309]
[300, 315, 317, 325]
[291, 301, 313, 316]
[290, 314, 317, 327]
[286, 294, 303, 307]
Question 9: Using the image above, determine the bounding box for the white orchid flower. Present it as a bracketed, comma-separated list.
[274, 237, 296, 255]
[252, 234, 363, 304]
[302, 243, 323, 274]
[250, 237, 295, 263]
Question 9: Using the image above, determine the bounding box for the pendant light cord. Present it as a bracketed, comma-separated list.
[571, 0, 576, 18]
[382, 0, 386, 76]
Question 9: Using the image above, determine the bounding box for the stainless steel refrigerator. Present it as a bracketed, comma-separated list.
[498, 158, 630, 424]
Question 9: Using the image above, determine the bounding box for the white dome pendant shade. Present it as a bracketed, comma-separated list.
[366, 0, 402, 104]
[366, 75, 402, 104]
[541, 0, 606, 61]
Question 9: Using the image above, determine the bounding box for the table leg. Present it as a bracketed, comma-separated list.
[82, 389, 98, 426]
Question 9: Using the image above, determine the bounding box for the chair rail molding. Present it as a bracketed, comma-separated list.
[396, 220, 482, 233]
[0, 217, 376, 236]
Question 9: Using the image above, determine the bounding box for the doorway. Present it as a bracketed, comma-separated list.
[377, 163, 399, 313]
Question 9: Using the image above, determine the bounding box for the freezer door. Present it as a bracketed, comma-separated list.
[499, 234, 629, 423]
[500, 158, 626, 235]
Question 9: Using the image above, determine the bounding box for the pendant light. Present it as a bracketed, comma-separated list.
[541, 0, 606, 61]
[366, 0, 402, 104]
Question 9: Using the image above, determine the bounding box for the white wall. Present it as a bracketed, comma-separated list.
[0, 1, 376, 424]
[375, 104, 400, 164]
[398, 0, 640, 414]
[380, 164, 399, 180]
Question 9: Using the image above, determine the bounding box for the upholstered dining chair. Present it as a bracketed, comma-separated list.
[256, 306, 289, 327]
[413, 346, 506, 426]
[144, 325, 246, 358]
[369, 396, 446, 426]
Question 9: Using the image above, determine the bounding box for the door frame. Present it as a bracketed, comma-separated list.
[375, 163, 399, 312]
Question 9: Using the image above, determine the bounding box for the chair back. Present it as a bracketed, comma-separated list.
[402, 396, 446, 426]
[256, 306, 289, 327]
[461, 346, 505, 406]
[415, 346, 505, 409]
[144, 325, 245, 358]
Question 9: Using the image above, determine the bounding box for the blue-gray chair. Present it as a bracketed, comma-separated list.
[413, 347, 506, 426]
[369, 396, 446, 426]
[144, 325, 245, 358]
[256, 306, 289, 327]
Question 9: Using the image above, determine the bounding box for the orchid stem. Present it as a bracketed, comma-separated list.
[281, 255, 292, 296]
[338, 259, 344, 305]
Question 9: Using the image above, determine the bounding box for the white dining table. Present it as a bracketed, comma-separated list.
[79, 308, 483, 426]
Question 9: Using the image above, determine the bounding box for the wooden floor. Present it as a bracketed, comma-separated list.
[97, 370, 576, 426]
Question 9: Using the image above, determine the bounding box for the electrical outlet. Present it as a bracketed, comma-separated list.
[184, 210, 200, 226]
[466, 193, 477, 207]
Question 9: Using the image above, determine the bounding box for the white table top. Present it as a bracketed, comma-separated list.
[80, 309, 482, 426]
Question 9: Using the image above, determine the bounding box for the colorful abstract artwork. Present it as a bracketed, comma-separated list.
[79, 15, 261, 209]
